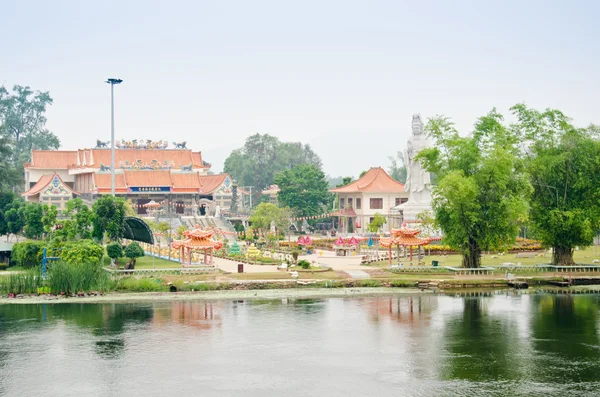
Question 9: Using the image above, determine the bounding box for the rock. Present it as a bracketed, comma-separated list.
[593, 259, 600, 263]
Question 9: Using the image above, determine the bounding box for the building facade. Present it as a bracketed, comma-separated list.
[330, 167, 408, 233]
[22, 143, 245, 216]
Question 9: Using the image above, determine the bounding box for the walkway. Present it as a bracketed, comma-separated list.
[344, 270, 371, 279]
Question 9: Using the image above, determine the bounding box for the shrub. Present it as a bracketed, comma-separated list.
[297, 259, 311, 269]
[12, 241, 46, 268]
[124, 242, 145, 269]
[115, 278, 166, 292]
[106, 242, 123, 265]
[60, 240, 104, 265]
[291, 250, 300, 263]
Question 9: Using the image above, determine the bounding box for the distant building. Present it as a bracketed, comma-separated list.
[329, 167, 408, 233]
[261, 184, 280, 205]
[22, 143, 240, 216]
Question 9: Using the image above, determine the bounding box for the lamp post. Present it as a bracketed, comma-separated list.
[106, 78, 123, 196]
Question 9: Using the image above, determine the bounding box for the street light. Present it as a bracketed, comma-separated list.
[106, 78, 123, 196]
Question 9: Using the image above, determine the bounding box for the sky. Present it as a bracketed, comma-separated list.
[2, 0, 599, 178]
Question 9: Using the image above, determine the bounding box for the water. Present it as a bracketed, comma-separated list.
[1, 293, 599, 397]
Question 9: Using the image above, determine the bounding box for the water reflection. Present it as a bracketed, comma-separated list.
[0, 294, 599, 396]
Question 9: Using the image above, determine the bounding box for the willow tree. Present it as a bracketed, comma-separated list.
[511, 105, 600, 265]
[418, 110, 531, 268]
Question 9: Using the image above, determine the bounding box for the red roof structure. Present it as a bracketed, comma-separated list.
[22, 173, 77, 198]
[171, 227, 224, 266]
[330, 167, 404, 193]
[379, 228, 433, 265]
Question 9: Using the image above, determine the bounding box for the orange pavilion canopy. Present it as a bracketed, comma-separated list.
[171, 227, 224, 251]
[379, 228, 432, 248]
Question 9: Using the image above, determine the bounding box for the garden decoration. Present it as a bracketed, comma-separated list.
[171, 225, 223, 266]
[246, 244, 260, 258]
[229, 241, 241, 255]
[379, 228, 433, 265]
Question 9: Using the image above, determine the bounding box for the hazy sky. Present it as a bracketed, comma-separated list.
[3, 0, 599, 177]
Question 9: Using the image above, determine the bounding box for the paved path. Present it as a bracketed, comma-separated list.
[344, 270, 371, 279]
[300, 253, 369, 271]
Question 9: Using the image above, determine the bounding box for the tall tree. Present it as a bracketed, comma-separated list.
[224, 133, 322, 206]
[4, 199, 25, 241]
[511, 104, 600, 265]
[92, 196, 127, 241]
[274, 164, 329, 219]
[388, 151, 407, 183]
[21, 202, 44, 239]
[63, 198, 93, 240]
[418, 110, 531, 268]
[0, 85, 60, 189]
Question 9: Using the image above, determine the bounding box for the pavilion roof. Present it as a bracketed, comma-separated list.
[171, 227, 223, 250]
[330, 167, 405, 194]
[379, 228, 432, 247]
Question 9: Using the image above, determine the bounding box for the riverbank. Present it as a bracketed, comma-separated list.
[0, 287, 430, 304]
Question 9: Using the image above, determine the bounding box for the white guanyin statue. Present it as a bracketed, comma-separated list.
[395, 114, 433, 221]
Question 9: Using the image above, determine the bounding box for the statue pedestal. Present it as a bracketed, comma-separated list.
[395, 200, 432, 222]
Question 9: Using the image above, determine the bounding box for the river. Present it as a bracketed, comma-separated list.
[0, 292, 599, 396]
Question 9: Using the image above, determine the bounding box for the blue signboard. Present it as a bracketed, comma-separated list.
[129, 186, 171, 193]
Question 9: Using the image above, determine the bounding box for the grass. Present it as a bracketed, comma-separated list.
[0, 270, 43, 295]
[103, 255, 183, 269]
[366, 246, 600, 268]
[48, 262, 114, 294]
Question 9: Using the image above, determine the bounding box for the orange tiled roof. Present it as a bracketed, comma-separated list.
[379, 228, 432, 247]
[22, 173, 76, 197]
[94, 173, 127, 193]
[27, 151, 78, 169]
[330, 167, 404, 193]
[171, 173, 202, 192]
[198, 174, 229, 194]
[89, 149, 206, 168]
[124, 170, 172, 187]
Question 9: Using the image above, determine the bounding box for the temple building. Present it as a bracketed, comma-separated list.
[329, 167, 408, 233]
[22, 142, 246, 216]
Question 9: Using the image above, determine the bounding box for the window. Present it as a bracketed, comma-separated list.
[370, 198, 383, 209]
[394, 198, 408, 206]
[348, 198, 353, 208]
[339, 198, 345, 209]
[356, 198, 361, 210]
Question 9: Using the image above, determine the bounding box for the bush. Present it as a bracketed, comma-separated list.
[12, 241, 47, 268]
[115, 277, 166, 292]
[60, 240, 104, 265]
[124, 242, 145, 269]
[291, 251, 300, 263]
[297, 259, 311, 269]
[106, 242, 123, 264]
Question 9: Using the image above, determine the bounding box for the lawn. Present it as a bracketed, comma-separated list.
[103, 255, 182, 269]
[365, 246, 600, 268]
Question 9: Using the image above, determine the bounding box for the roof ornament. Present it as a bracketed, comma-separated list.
[173, 141, 187, 149]
[95, 140, 110, 148]
[114, 139, 169, 149]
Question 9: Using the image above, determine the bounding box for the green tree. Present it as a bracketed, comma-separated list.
[92, 196, 127, 242]
[64, 198, 92, 240]
[106, 242, 124, 266]
[124, 242, 145, 269]
[367, 213, 386, 233]
[60, 239, 105, 265]
[511, 104, 600, 265]
[249, 203, 291, 234]
[388, 151, 407, 183]
[0, 85, 60, 189]
[224, 133, 322, 205]
[41, 204, 58, 236]
[418, 110, 531, 268]
[4, 199, 25, 241]
[21, 202, 44, 239]
[0, 191, 16, 237]
[275, 164, 329, 219]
